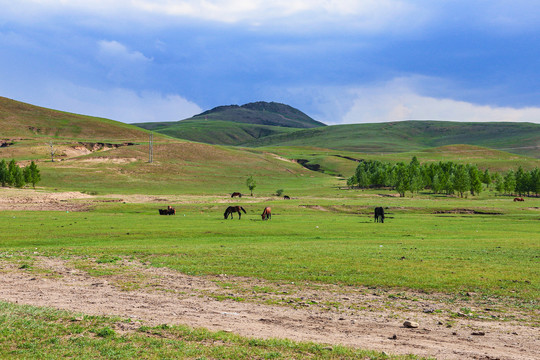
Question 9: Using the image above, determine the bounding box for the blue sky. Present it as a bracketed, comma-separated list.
[1, 1, 539, 124]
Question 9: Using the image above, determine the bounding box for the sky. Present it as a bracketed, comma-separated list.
[1, 1, 539, 125]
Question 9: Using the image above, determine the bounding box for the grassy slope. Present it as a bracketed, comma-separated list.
[1, 97, 538, 195]
[0, 97, 150, 142]
[134, 119, 298, 145]
[0, 97, 333, 194]
[245, 121, 540, 158]
[36, 142, 333, 195]
[135, 101, 326, 145]
[260, 144, 540, 178]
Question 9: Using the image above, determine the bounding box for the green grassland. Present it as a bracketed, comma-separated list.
[1, 194, 538, 301]
[258, 144, 540, 178]
[133, 119, 299, 146]
[245, 121, 540, 158]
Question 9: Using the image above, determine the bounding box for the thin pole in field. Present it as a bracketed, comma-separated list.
[149, 132, 153, 163]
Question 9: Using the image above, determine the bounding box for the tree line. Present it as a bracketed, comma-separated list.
[347, 156, 540, 197]
[0, 159, 41, 188]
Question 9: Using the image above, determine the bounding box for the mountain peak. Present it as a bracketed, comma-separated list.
[193, 101, 325, 128]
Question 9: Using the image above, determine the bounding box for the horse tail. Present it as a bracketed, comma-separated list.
[241, 206, 246, 214]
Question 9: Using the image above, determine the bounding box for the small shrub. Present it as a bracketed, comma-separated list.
[96, 326, 116, 338]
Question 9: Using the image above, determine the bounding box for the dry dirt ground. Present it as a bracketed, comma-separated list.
[0, 190, 538, 359]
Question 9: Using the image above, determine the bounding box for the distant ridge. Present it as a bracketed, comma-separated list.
[134, 101, 325, 145]
[244, 120, 540, 158]
[193, 101, 326, 128]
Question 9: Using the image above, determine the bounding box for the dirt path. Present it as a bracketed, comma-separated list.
[0, 257, 537, 360]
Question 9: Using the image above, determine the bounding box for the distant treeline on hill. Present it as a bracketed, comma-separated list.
[348, 157, 540, 198]
[0, 159, 41, 188]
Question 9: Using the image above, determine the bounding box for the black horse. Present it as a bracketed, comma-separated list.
[158, 206, 176, 215]
[224, 206, 246, 219]
[374, 207, 385, 223]
[231, 192, 242, 198]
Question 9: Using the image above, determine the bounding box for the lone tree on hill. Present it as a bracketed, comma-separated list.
[246, 175, 256, 196]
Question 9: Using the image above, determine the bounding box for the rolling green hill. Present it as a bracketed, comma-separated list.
[134, 100, 539, 158]
[0, 97, 331, 194]
[136, 119, 299, 146]
[134, 101, 325, 145]
[0, 96, 150, 142]
[2, 97, 539, 195]
[245, 121, 540, 158]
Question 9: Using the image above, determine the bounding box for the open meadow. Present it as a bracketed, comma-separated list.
[0, 187, 538, 359]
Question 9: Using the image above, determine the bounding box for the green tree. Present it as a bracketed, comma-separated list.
[0, 159, 8, 187]
[8, 160, 25, 188]
[246, 175, 256, 196]
[482, 169, 491, 189]
[23, 161, 41, 188]
[7, 160, 17, 186]
[393, 163, 409, 197]
[407, 156, 423, 195]
[530, 168, 540, 196]
[453, 165, 470, 198]
[493, 172, 504, 194]
[468, 165, 482, 196]
[515, 166, 527, 196]
[503, 171, 516, 195]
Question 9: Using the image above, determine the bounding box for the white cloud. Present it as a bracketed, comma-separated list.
[340, 78, 540, 124]
[96, 40, 152, 84]
[2, 1, 538, 35]
[0, 0, 429, 33]
[30, 82, 203, 123]
[97, 40, 152, 63]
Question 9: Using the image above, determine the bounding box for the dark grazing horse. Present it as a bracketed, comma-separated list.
[231, 192, 242, 198]
[283, 195, 290, 199]
[224, 206, 246, 219]
[374, 207, 385, 223]
[159, 206, 176, 215]
[261, 207, 271, 220]
[513, 197, 525, 202]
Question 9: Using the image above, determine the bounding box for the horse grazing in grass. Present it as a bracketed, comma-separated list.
[158, 206, 176, 215]
[224, 206, 246, 219]
[513, 197, 525, 202]
[261, 207, 271, 220]
[283, 195, 290, 199]
[374, 207, 385, 223]
[231, 192, 242, 198]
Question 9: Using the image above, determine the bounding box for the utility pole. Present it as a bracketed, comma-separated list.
[149, 132, 153, 163]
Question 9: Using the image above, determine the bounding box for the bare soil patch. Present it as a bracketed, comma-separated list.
[0, 257, 537, 360]
[0, 188, 92, 211]
[434, 209, 503, 215]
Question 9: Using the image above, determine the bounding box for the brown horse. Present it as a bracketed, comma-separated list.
[513, 197, 525, 202]
[224, 206, 246, 219]
[231, 192, 242, 198]
[261, 207, 271, 220]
